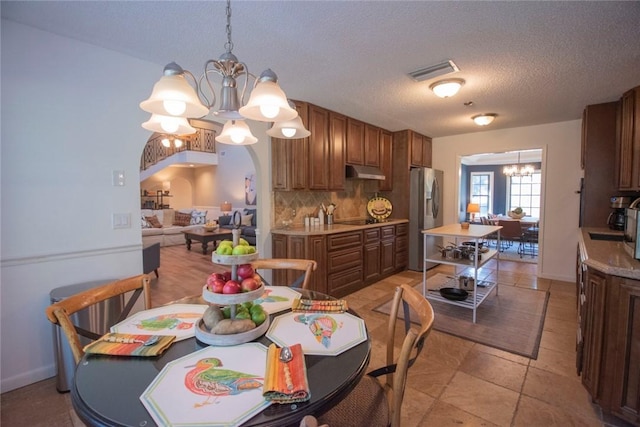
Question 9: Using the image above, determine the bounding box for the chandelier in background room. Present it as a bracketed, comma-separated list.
[140, 0, 308, 145]
[503, 152, 534, 177]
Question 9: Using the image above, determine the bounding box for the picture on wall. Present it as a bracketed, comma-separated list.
[245, 172, 257, 206]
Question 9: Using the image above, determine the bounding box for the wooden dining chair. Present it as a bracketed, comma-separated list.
[45, 274, 152, 364]
[317, 283, 435, 427]
[498, 219, 525, 256]
[251, 258, 317, 289]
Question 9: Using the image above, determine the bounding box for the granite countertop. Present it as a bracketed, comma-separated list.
[579, 227, 640, 280]
[271, 218, 409, 236]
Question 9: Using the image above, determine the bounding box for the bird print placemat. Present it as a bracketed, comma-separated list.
[140, 342, 270, 426]
[110, 304, 208, 342]
[265, 312, 367, 356]
[253, 286, 301, 314]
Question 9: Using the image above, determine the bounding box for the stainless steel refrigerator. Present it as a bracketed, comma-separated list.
[408, 167, 443, 271]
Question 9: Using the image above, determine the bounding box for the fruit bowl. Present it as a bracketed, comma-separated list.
[508, 211, 526, 219]
[203, 224, 218, 232]
[202, 283, 265, 305]
[194, 315, 270, 346]
[212, 251, 259, 265]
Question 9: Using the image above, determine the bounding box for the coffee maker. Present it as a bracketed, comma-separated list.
[608, 196, 631, 230]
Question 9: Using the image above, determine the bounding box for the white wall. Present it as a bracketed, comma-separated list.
[0, 20, 272, 392]
[433, 120, 582, 282]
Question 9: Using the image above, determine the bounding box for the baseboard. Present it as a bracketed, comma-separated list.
[1, 364, 56, 394]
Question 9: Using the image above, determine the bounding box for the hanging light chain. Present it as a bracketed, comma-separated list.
[224, 0, 233, 54]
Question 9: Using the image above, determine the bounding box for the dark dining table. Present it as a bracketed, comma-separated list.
[71, 289, 371, 427]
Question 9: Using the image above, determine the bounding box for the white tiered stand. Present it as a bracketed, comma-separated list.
[195, 228, 270, 346]
[422, 223, 502, 323]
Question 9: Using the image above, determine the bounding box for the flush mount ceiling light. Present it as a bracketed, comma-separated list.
[472, 113, 497, 126]
[139, 0, 298, 145]
[430, 78, 465, 98]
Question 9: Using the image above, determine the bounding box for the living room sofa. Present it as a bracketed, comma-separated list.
[218, 208, 257, 245]
[141, 208, 217, 247]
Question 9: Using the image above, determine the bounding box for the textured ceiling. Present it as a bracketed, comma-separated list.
[2, 1, 640, 138]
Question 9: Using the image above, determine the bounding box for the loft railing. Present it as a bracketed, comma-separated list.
[140, 119, 221, 171]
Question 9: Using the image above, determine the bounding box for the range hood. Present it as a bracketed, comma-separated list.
[345, 164, 386, 180]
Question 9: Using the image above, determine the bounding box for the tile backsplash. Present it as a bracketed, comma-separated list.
[272, 179, 382, 227]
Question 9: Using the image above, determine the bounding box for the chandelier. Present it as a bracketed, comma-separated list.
[139, 0, 307, 145]
[503, 152, 534, 177]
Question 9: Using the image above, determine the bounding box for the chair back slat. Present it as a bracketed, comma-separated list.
[251, 258, 317, 289]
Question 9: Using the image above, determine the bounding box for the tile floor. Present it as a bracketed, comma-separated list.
[0, 249, 634, 426]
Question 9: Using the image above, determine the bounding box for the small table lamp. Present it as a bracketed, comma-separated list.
[221, 201, 232, 216]
[466, 203, 480, 222]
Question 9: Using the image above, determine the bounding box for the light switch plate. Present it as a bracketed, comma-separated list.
[112, 170, 125, 186]
[112, 213, 131, 229]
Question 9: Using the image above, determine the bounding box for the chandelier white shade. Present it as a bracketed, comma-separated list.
[238, 70, 298, 122]
[429, 78, 465, 98]
[266, 100, 310, 139]
[142, 114, 196, 135]
[472, 113, 497, 126]
[139, 65, 209, 118]
[215, 120, 258, 145]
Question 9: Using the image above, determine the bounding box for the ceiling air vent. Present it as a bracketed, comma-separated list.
[408, 60, 459, 82]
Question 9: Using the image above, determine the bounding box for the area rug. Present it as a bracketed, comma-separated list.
[373, 274, 549, 359]
[487, 240, 538, 264]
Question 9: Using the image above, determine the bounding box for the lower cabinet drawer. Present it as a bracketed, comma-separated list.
[327, 246, 363, 274]
[328, 267, 364, 298]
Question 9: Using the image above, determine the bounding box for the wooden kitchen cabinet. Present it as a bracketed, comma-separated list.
[576, 257, 640, 426]
[409, 131, 432, 168]
[271, 100, 309, 191]
[379, 130, 393, 191]
[328, 112, 346, 191]
[580, 101, 619, 227]
[308, 104, 330, 190]
[272, 221, 408, 298]
[617, 86, 640, 191]
[364, 124, 380, 167]
[346, 118, 365, 165]
[271, 101, 344, 192]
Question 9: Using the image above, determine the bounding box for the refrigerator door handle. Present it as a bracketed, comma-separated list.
[432, 175, 440, 219]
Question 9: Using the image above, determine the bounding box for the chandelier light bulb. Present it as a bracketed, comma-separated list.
[281, 127, 297, 138]
[142, 114, 196, 135]
[160, 117, 180, 133]
[174, 138, 183, 148]
[163, 99, 187, 116]
[259, 104, 280, 119]
[216, 119, 258, 145]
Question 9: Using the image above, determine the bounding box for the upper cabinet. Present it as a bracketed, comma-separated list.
[328, 112, 347, 191]
[364, 124, 380, 168]
[346, 119, 365, 165]
[409, 130, 432, 168]
[617, 86, 640, 190]
[308, 104, 331, 190]
[271, 100, 309, 191]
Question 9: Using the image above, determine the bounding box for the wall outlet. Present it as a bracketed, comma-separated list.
[112, 213, 131, 229]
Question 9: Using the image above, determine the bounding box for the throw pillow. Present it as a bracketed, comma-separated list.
[173, 211, 192, 226]
[191, 210, 207, 225]
[145, 215, 163, 228]
[141, 215, 151, 229]
[244, 208, 257, 226]
[218, 215, 231, 226]
[241, 214, 253, 226]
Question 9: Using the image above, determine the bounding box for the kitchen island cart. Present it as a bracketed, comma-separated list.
[422, 224, 502, 323]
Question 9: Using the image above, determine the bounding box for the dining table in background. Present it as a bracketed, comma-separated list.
[489, 215, 540, 228]
[71, 289, 371, 427]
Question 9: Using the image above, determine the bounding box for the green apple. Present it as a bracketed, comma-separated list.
[251, 310, 267, 326]
[235, 311, 251, 320]
[239, 237, 250, 246]
[218, 240, 233, 248]
[232, 245, 249, 255]
[246, 246, 256, 254]
[217, 245, 233, 255]
[222, 306, 231, 319]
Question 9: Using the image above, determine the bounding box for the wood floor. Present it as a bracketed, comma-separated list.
[0, 245, 633, 426]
